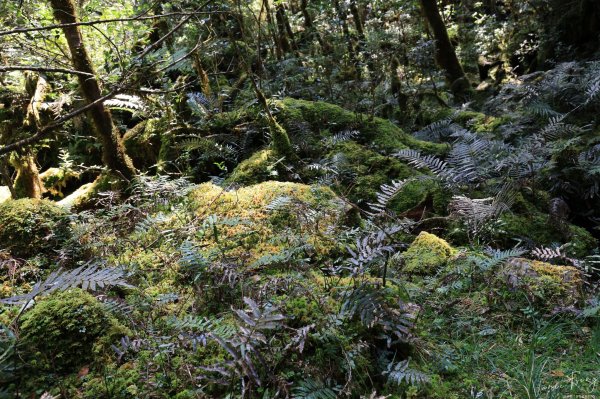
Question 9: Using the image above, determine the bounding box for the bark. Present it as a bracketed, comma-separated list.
[419, 0, 469, 95]
[49, 0, 135, 180]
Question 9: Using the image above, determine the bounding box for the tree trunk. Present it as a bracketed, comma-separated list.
[419, 0, 469, 95]
[49, 0, 135, 180]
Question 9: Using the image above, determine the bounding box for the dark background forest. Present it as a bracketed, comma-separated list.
[1, 0, 600, 397]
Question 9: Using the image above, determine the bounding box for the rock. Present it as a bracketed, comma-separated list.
[402, 232, 455, 274]
[500, 258, 583, 306]
[189, 181, 348, 267]
[0, 198, 71, 258]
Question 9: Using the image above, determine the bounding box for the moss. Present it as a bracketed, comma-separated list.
[189, 181, 348, 266]
[499, 258, 583, 306]
[326, 141, 416, 203]
[0, 198, 71, 258]
[275, 98, 448, 155]
[123, 118, 163, 170]
[403, 232, 456, 274]
[453, 110, 510, 133]
[40, 167, 80, 198]
[226, 149, 278, 185]
[19, 289, 129, 373]
[388, 178, 450, 215]
[498, 212, 596, 257]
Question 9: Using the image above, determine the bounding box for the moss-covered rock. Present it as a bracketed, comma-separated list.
[275, 98, 448, 155]
[225, 149, 279, 185]
[498, 212, 596, 257]
[19, 289, 129, 373]
[499, 258, 583, 306]
[403, 232, 456, 274]
[0, 198, 71, 257]
[40, 167, 80, 198]
[388, 178, 451, 216]
[189, 181, 348, 266]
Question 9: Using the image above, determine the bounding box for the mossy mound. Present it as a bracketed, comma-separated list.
[498, 212, 596, 257]
[40, 167, 80, 198]
[388, 178, 450, 216]
[225, 149, 279, 185]
[189, 181, 348, 266]
[453, 110, 510, 133]
[403, 232, 456, 274]
[275, 98, 448, 155]
[0, 198, 71, 257]
[19, 289, 129, 373]
[499, 258, 583, 306]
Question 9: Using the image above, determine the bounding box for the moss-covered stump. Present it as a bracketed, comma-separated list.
[0, 198, 71, 257]
[123, 118, 164, 170]
[19, 289, 129, 373]
[189, 181, 348, 267]
[402, 232, 456, 274]
[499, 258, 583, 307]
[40, 167, 80, 199]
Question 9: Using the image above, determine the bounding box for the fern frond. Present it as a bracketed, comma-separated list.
[385, 359, 429, 386]
[0, 262, 132, 307]
[293, 378, 337, 399]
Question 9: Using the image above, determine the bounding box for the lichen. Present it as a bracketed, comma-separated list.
[402, 232, 456, 274]
[19, 289, 129, 373]
[0, 198, 71, 257]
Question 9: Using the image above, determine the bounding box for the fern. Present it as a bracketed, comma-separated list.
[105, 94, 147, 115]
[385, 359, 430, 386]
[367, 179, 409, 216]
[293, 378, 337, 399]
[475, 248, 527, 272]
[0, 262, 132, 307]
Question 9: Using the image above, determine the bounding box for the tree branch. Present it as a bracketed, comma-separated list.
[0, 66, 94, 77]
[0, 10, 221, 38]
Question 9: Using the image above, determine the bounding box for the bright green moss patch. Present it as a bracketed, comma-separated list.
[189, 181, 348, 266]
[388, 178, 450, 215]
[0, 198, 71, 257]
[453, 110, 510, 133]
[403, 232, 456, 274]
[19, 289, 129, 373]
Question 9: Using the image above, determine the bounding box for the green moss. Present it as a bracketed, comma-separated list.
[276, 98, 448, 155]
[326, 141, 416, 203]
[498, 212, 596, 257]
[123, 118, 163, 170]
[388, 178, 450, 215]
[19, 289, 129, 373]
[0, 198, 71, 258]
[189, 181, 347, 266]
[270, 120, 296, 160]
[453, 110, 510, 133]
[403, 232, 456, 274]
[226, 149, 278, 185]
[499, 258, 583, 306]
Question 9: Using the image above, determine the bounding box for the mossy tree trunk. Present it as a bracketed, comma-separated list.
[419, 0, 469, 96]
[48, 0, 135, 180]
[10, 73, 47, 199]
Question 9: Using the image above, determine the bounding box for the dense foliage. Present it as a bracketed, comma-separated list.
[1, 0, 600, 397]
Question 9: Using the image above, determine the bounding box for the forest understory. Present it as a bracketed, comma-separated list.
[1, 0, 600, 398]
